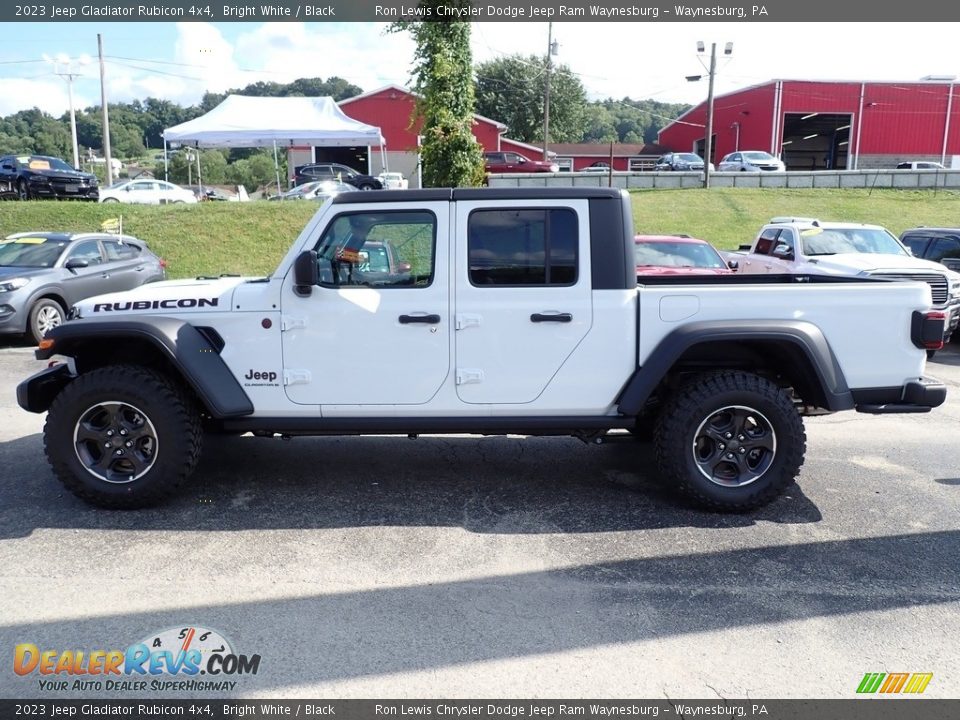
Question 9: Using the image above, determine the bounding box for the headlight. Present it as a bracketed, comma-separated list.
[0, 277, 29, 292]
[89, 177, 98, 186]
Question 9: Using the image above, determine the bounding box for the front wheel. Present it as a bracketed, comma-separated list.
[653, 371, 806, 511]
[28, 298, 65, 344]
[101, 197, 119, 203]
[44, 366, 203, 508]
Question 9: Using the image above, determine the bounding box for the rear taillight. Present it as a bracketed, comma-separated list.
[911, 310, 947, 350]
[159, 259, 168, 269]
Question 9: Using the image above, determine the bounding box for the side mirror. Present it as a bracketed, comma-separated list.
[293, 250, 318, 296]
[517, 157, 526, 164]
[772, 243, 794, 260]
[727, 259, 739, 271]
[397, 262, 412, 273]
[65, 258, 90, 270]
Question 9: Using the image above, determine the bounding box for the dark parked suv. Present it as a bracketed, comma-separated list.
[0, 154, 99, 201]
[900, 227, 960, 273]
[293, 163, 382, 190]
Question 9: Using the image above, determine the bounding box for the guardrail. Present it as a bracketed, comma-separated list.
[486, 169, 960, 190]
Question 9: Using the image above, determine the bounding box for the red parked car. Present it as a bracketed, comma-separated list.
[483, 151, 558, 174]
[635, 235, 735, 276]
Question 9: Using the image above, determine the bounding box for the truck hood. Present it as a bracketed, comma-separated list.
[71, 276, 255, 318]
[807, 253, 951, 274]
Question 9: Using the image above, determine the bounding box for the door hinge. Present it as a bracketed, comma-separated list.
[283, 369, 312, 386]
[456, 368, 484, 385]
[281, 315, 308, 331]
[455, 313, 482, 331]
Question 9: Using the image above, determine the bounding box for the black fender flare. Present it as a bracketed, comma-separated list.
[617, 320, 854, 415]
[25, 317, 254, 418]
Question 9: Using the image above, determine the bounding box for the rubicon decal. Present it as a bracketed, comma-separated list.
[93, 298, 219, 312]
[14, 626, 261, 693]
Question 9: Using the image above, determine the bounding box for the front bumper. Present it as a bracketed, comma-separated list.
[28, 178, 99, 201]
[853, 377, 947, 414]
[17, 362, 74, 413]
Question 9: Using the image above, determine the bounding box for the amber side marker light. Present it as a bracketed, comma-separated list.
[38, 339, 55, 351]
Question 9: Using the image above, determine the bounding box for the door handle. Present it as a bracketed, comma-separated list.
[399, 314, 441, 324]
[531, 313, 572, 323]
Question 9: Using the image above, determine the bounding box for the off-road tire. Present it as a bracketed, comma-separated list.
[28, 298, 65, 344]
[653, 371, 805, 511]
[44, 365, 203, 508]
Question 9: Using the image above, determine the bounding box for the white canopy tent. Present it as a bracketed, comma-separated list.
[162, 95, 387, 193]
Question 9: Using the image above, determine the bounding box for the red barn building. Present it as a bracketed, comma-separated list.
[658, 79, 960, 171]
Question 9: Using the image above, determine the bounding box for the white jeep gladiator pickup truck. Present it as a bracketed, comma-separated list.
[17, 189, 948, 512]
[734, 216, 960, 344]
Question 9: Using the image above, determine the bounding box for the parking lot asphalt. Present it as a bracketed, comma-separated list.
[0, 341, 958, 700]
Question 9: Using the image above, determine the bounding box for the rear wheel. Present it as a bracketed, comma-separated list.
[653, 371, 805, 511]
[44, 366, 202, 508]
[28, 298, 65, 344]
[357, 182, 376, 190]
[101, 197, 119, 203]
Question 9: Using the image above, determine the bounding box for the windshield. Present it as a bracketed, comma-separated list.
[635, 241, 725, 268]
[742, 152, 775, 161]
[802, 228, 908, 256]
[0, 237, 68, 268]
[677, 154, 702, 162]
[20, 155, 74, 172]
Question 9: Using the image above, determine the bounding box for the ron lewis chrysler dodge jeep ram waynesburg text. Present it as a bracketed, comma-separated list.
[17, 188, 947, 511]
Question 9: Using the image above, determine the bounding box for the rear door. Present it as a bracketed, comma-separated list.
[453, 199, 592, 404]
[102, 239, 148, 290]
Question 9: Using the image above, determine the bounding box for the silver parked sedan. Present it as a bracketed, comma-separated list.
[0, 232, 166, 343]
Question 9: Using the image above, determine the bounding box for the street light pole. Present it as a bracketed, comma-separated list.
[48, 53, 89, 171]
[542, 21, 553, 161]
[691, 41, 732, 189]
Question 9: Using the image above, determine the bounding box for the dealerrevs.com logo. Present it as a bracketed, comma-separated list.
[14, 626, 261, 693]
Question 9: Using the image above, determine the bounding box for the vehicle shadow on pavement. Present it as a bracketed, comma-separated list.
[0, 432, 821, 539]
[0, 529, 957, 696]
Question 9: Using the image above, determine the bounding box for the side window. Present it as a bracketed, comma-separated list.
[929, 236, 960, 261]
[103, 241, 140, 261]
[900, 234, 928, 256]
[66, 240, 103, 265]
[774, 229, 795, 256]
[468, 208, 578, 286]
[753, 228, 780, 255]
[313, 211, 435, 288]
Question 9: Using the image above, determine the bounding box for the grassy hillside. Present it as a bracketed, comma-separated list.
[2, 188, 959, 279]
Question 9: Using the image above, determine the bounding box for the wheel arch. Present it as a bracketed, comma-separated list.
[25, 292, 69, 332]
[29, 318, 253, 418]
[617, 320, 854, 416]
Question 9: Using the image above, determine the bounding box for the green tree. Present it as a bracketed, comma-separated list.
[475, 54, 587, 144]
[391, 7, 485, 188]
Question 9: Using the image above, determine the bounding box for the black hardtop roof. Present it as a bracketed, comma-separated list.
[331, 187, 625, 205]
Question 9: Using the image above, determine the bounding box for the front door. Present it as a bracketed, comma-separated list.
[453, 199, 593, 405]
[281, 204, 450, 407]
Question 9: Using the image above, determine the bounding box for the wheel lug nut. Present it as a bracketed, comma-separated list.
[718, 443, 726, 450]
[114, 449, 124, 456]
[119, 429, 128, 436]
[125, 441, 133, 448]
[739, 447, 746, 454]
[106, 430, 114, 437]
[738, 435, 745, 441]
[104, 442, 111, 448]
[725, 432, 732, 439]
[726, 453, 734, 459]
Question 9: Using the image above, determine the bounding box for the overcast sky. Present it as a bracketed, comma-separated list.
[1, 22, 958, 120]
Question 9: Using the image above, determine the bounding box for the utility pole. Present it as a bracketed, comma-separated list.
[689, 41, 732, 189]
[703, 43, 717, 189]
[98, 34, 114, 186]
[542, 21, 553, 161]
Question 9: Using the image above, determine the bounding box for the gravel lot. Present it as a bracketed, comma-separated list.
[0, 341, 958, 699]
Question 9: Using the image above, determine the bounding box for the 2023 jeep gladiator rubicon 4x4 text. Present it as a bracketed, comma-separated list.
[17, 189, 947, 511]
